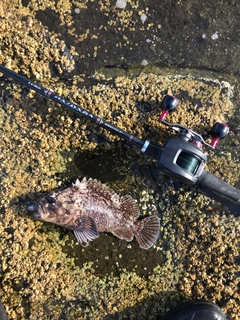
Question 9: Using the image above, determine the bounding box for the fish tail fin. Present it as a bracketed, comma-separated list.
[134, 215, 160, 250]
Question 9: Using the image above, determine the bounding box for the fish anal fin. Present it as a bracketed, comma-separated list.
[120, 195, 140, 219]
[134, 215, 160, 250]
[74, 216, 99, 247]
[112, 228, 134, 242]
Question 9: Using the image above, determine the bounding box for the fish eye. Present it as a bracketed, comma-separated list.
[47, 196, 56, 204]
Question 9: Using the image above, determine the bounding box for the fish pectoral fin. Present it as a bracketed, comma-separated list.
[120, 195, 140, 219]
[74, 216, 99, 247]
[111, 228, 134, 242]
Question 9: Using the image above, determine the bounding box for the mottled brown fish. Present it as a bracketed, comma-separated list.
[28, 178, 160, 249]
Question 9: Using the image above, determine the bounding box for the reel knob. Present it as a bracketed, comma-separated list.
[210, 122, 229, 148]
[160, 95, 178, 120]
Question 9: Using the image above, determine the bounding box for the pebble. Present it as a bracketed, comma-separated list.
[211, 32, 219, 40]
[140, 13, 147, 23]
[115, 0, 127, 9]
[74, 8, 80, 14]
[142, 59, 149, 66]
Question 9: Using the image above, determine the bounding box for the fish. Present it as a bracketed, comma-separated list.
[28, 178, 160, 249]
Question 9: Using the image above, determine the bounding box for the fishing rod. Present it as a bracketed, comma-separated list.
[0, 64, 239, 203]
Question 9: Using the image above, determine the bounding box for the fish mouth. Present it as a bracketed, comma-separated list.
[27, 204, 37, 211]
[33, 212, 42, 219]
[27, 204, 42, 219]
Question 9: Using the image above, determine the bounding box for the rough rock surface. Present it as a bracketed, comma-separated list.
[0, 1, 239, 319]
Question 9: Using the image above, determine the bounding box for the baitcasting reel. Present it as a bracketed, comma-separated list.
[156, 95, 229, 185]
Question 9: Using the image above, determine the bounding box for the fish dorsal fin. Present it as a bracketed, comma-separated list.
[112, 228, 134, 242]
[86, 178, 117, 199]
[74, 216, 99, 247]
[120, 195, 140, 219]
[73, 178, 86, 188]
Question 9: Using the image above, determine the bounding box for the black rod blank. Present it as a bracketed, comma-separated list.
[0, 64, 145, 149]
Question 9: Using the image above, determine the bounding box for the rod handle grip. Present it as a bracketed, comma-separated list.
[198, 170, 240, 202]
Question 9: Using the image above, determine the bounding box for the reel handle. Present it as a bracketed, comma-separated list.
[159, 95, 178, 120]
[210, 122, 229, 148]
